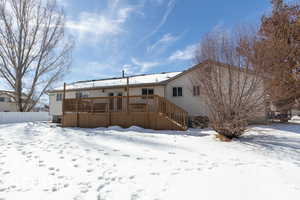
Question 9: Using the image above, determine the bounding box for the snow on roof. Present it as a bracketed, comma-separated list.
[0, 89, 14, 93]
[52, 72, 182, 91]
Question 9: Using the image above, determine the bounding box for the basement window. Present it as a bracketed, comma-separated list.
[173, 87, 183, 97]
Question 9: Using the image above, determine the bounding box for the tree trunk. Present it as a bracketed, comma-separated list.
[15, 73, 23, 112]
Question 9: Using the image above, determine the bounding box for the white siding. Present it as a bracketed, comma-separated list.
[166, 72, 209, 117]
[0, 102, 18, 112]
[128, 86, 165, 96]
[49, 86, 165, 116]
[0, 93, 18, 112]
[166, 67, 267, 120]
[49, 93, 62, 116]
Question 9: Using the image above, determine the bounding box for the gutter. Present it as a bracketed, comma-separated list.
[46, 82, 167, 94]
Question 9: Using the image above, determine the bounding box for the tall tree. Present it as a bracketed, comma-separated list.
[272, 0, 284, 11]
[254, 0, 300, 115]
[0, 0, 73, 111]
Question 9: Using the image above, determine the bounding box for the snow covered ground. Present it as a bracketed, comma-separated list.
[0, 122, 300, 200]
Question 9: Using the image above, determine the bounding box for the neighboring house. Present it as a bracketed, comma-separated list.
[0, 90, 18, 112]
[47, 62, 268, 128]
[0, 90, 35, 112]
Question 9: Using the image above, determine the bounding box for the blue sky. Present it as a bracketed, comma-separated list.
[61, 0, 272, 84]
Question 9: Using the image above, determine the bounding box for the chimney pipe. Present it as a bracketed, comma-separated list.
[122, 70, 125, 78]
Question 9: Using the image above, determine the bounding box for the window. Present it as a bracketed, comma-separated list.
[173, 87, 183, 97]
[56, 93, 63, 101]
[0, 97, 5, 102]
[75, 92, 82, 99]
[193, 86, 200, 96]
[76, 92, 88, 98]
[142, 88, 154, 96]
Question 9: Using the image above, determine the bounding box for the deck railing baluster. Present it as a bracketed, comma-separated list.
[63, 94, 188, 130]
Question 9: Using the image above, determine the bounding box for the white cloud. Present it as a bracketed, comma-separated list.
[139, 0, 176, 44]
[151, 0, 166, 5]
[67, 12, 122, 36]
[168, 43, 198, 61]
[66, 4, 136, 44]
[71, 61, 110, 80]
[41, 0, 68, 7]
[147, 33, 179, 53]
[131, 58, 160, 73]
[108, 0, 121, 9]
[117, 7, 135, 23]
[56, 0, 68, 7]
[122, 64, 135, 75]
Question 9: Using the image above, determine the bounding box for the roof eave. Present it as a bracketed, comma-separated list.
[47, 82, 167, 94]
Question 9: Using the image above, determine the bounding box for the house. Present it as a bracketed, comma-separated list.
[47, 62, 268, 130]
[0, 90, 18, 112]
[0, 90, 36, 112]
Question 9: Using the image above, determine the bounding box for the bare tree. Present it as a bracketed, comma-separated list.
[0, 0, 73, 111]
[192, 30, 266, 139]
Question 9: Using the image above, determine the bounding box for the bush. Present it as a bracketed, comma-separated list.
[190, 116, 209, 129]
[212, 118, 248, 139]
[192, 30, 266, 140]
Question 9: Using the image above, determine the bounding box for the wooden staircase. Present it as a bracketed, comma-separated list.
[156, 96, 188, 130]
[63, 95, 188, 131]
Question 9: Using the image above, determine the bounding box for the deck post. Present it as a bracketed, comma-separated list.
[76, 98, 79, 127]
[127, 77, 130, 113]
[146, 95, 150, 128]
[156, 95, 159, 113]
[62, 83, 66, 115]
[108, 97, 111, 127]
[155, 96, 159, 129]
[91, 99, 94, 113]
[62, 83, 66, 126]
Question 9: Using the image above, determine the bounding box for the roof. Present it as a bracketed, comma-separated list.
[0, 90, 15, 96]
[0, 90, 14, 93]
[0, 90, 28, 100]
[49, 71, 182, 93]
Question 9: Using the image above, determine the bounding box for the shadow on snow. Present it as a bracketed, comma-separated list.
[238, 124, 300, 162]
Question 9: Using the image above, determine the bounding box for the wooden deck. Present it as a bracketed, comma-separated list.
[62, 95, 188, 131]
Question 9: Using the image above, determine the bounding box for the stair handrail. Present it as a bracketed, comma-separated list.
[155, 95, 188, 128]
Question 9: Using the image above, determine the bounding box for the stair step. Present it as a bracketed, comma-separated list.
[159, 113, 187, 131]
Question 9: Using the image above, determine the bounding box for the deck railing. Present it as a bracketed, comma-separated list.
[156, 96, 188, 128]
[63, 95, 188, 129]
